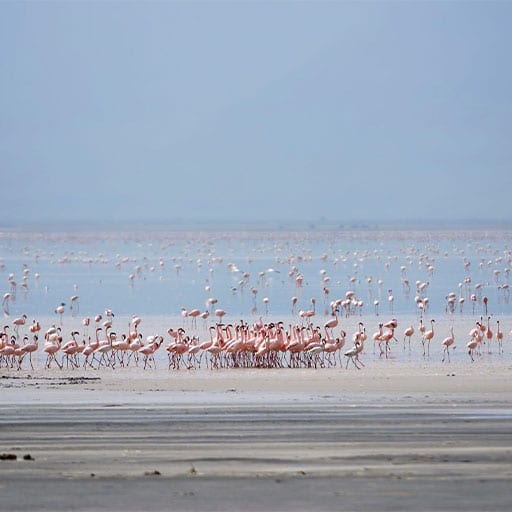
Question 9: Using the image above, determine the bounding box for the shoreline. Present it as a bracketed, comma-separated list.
[2, 370, 512, 511]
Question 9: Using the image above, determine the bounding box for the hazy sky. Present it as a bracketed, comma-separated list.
[1, 1, 511, 226]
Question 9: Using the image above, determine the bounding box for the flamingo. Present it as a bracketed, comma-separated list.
[188, 309, 201, 328]
[387, 289, 394, 312]
[496, 320, 504, 354]
[482, 296, 488, 316]
[186, 337, 203, 369]
[60, 331, 80, 368]
[2, 292, 11, 315]
[127, 334, 144, 366]
[12, 314, 27, 338]
[0, 335, 17, 368]
[214, 309, 226, 322]
[380, 328, 395, 359]
[299, 298, 316, 323]
[128, 318, 140, 341]
[372, 323, 383, 354]
[418, 318, 426, 338]
[112, 334, 130, 367]
[29, 320, 41, 335]
[422, 319, 435, 357]
[305, 298, 316, 318]
[82, 336, 99, 369]
[19, 334, 39, 370]
[467, 337, 479, 362]
[139, 335, 163, 369]
[403, 325, 414, 351]
[43, 334, 62, 369]
[200, 310, 210, 326]
[70, 295, 79, 315]
[55, 303, 65, 325]
[485, 316, 493, 354]
[323, 308, 339, 338]
[94, 328, 115, 368]
[441, 325, 455, 363]
[344, 340, 364, 369]
[468, 322, 483, 357]
[291, 296, 298, 315]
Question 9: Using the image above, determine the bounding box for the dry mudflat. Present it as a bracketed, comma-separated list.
[2, 364, 512, 511]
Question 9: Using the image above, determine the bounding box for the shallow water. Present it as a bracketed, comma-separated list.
[1, 226, 511, 320]
[3, 226, 512, 512]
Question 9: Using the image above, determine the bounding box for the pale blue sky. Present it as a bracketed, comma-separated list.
[1, 1, 511, 226]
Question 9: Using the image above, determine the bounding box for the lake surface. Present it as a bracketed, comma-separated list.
[1, 225, 511, 320]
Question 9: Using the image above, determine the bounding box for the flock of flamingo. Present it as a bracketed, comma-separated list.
[0, 302, 509, 372]
[1, 229, 512, 372]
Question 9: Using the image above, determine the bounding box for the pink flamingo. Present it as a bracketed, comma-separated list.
[19, 334, 39, 370]
[388, 289, 394, 312]
[200, 310, 209, 325]
[291, 296, 298, 315]
[485, 316, 493, 353]
[496, 320, 504, 354]
[188, 308, 201, 328]
[94, 328, 115, 368]
[112, 334, 130, 367]
[29, 320, 41, 335]
[43, 333, 62, 369]
[214, 309, 226, 322]
[127, 334, 143, 366]
[482, 296, 488, 315]
[422, 319, 435, 357]
[13, 314, 27, 338]
[70, 295, 79, 315]
[372, 323, 383, 354]
[0, 334, 16, 368]
[55, 303, 65, 325]
[324, 307, 339, 338]
[380, 327, 395, 358]
[441, 325, 455, 363]
[467, 336, 479, 362]
[186, 337, 203, 369]
[403, 325, 414, 351]
[139, 335, 163, 369]
[82, 336, 99, 369]
[61, 331, 80, 369]
[2, 293, 11, 315]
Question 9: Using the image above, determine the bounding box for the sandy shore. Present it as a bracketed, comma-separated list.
[2, 314, 512, 511]
[2, 365, 512, 511]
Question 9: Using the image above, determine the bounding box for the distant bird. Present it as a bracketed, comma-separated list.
[403, 325, 414, 351]
[2, 292, 11, 315]
[55, 303, 65, 324]
[387, 289, 394, 312]
[188, 308, 201, 328]
[291, 296, 298, 315]
[214, 309, 226, 322]
[70, 295, 79, 315]
[262, 297, 270, 315]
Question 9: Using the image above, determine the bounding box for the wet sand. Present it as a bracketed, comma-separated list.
[2, 363, 512, 511]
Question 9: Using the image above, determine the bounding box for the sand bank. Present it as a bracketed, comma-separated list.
[1, 363, 512, 511]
